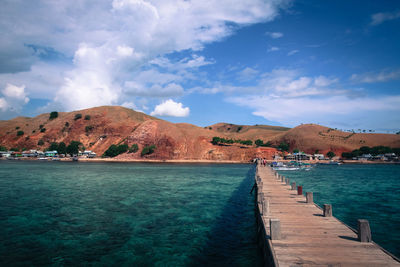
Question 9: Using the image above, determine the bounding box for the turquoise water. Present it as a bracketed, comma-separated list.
[0, 161, 262, 266]
[278, 164, 400, 258]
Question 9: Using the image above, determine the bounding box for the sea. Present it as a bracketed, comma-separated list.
[0, 161, 398, 266]
[278, 164, 400, 258]
[0, 161, 261, 266]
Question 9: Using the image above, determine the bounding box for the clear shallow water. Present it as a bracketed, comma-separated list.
[278, 164, 400, 258]
[0, 161, 262, 266]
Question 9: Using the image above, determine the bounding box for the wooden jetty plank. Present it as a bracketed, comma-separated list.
[256, 164, 400, 267]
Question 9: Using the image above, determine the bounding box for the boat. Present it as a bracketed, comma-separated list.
[38, 157, 48, 161]
[271, 161, 313, 171]
[72, 156, 79, 161]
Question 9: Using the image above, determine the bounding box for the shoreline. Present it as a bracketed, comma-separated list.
[1, 157, 399, 164]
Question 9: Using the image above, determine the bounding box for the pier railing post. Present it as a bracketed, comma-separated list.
[258, 192, 264, 205]
[297, 186, 303, 195]
[270, 219, 281, 240]
[262, 197, 269, 216]
[323, 204, 332, 217]
[285, 178, 289, 185]
[281, 175, 284, 182]
[358, 219, 372, 242]
[306, 192, 313, 203]
[291, 182, 296, 190]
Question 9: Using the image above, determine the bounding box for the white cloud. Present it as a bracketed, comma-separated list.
[150, 99, 189, 117]
[238, 67, 259, 81]
[0, 0, 290, 112]
[228, 95, 400, 127]
[0, 83, 29, 112]
[370, 10, 400, 26]
[266, 32, 283, 38]
[314, 75, 338, 87]
[117, 45, 134, 57]
[268, 46, 280, 52]
[350, 69, 400, 83]
[287, 49, 299, 56]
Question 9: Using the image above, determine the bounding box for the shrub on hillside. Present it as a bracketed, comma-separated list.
[74, 113, 82, 120]
[129, 144, 139, 153]
[38, 139, 44, 146]
[84, 115, 91, 120]
[40, 128, 46, 133]
[49, 111, 58, 120]
[103, 144, 129, 157]
[17, 131, 24, 136]
[141, 145, 156, 157]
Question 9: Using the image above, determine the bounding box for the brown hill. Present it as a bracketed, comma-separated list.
[1, 107, 399, 160]
[269, 124, 400, 155]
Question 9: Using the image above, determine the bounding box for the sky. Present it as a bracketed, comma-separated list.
[0, 0, 399, 132]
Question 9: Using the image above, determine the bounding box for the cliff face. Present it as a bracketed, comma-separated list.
[1, 107, 399, 161]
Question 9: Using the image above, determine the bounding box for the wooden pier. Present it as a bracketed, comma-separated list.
[255, 163, 400, 266]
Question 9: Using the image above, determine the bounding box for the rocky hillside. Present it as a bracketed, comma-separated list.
[1, 106, 399, 161]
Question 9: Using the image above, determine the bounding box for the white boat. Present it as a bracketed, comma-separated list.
[38, 157, 48, 161]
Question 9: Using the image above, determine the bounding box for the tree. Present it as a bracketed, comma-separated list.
[129, 144, 139, 153]
[255, 139, 264, 147]
[49, 111, 58, 120]
[293, 148, 299, 153]
[0, 146, 7, 151]
[212, 137, 221, 145]
[38, 139, 44, 146]
[278, 142, 289, 152]
[141, 145, 156, 156]
[17, 131, 24, 136]
[74, 113, 82, 120]
[327, 151, 336, 159]
[85, 125, 94, 133]
[40, 128, 46, 133]
[48, 142, 59, 151]
[67, 141, 82, 155]
[65, 122, 69, 127]
[341, 152, 353, 159]
[103, 144, 129, 157]
[84, 115, 91, 120]
[58, 142, 67, 154]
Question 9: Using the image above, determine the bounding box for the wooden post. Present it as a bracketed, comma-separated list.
[281, 175, 284, 182]
[323, 204, 332, 217]
[297, 186, 303, 195]
[270, 219, 281, 240]
[358, 219, 372, 242]
[258, 192, 264, 205]
[286, 178, 289, 185]
[306, 192, 313, 203]
[291, 182, 296, 190]
[262, 197, 269, 216]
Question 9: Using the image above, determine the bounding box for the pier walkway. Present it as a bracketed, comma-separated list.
[255, 164, 400, 266]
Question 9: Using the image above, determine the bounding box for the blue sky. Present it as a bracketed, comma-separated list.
[0, 0, 399, 132]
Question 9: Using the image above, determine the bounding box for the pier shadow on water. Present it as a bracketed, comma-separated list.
[187, 165, 263, 267]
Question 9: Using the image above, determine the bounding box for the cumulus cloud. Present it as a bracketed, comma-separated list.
[266, 32, 283, 38]
[350, 69, 400, 83]
[0, 83, 29, 112]
[370, 10, 400, 26]
[150, 99, 189, 117]
[0, 0, 290, 113]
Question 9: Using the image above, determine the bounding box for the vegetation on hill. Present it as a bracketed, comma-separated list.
[211, 137, 253, 146]
[129, 144, 139, 153]
[255, 139, 273, 147]
[141, 145, 156, 156]
[341, 146, 400, 159]
[103, 144, 129, 157]
[49, 111, 58, 120]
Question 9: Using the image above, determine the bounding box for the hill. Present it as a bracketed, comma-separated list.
[1, 107, 399, 161]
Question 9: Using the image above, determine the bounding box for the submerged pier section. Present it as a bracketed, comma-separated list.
[255, 163, 400, 266]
